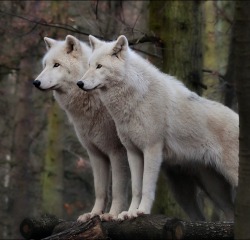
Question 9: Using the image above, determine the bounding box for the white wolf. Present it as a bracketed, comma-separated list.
[77, 35, 239, 220]
[33, 35, 130, 222]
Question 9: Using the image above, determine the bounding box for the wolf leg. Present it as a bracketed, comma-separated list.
[135, 142, 163, 216]
[118, 148, 143, 220]
[101, 148, 130, 221]
[78, 148, 110, 222]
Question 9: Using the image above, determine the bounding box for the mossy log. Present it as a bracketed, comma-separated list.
[20, 214, 234, 240]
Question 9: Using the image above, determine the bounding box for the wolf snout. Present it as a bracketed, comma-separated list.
[33, 80, 41, 88]
[77, 80, 84, 89]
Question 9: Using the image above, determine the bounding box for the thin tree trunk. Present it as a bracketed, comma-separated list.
[42, 101, 63, 217]
[202, 1, 234, 106]
[234, 1, 250, 239]
[41, 2, 67, 218]
[9, 57, 34, 239]
[223, 34, 237, 111]
[220, 1, 236, 111]
[202, 1, 219, 101]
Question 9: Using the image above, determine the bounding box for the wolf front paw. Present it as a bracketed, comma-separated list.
[100, 213, 117, 222]
[117, 209, 145, 221]
[77, 212, 99, 222]
[117, 211, 132, 221]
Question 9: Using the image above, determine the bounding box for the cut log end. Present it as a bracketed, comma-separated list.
[20, 214, 61, 240]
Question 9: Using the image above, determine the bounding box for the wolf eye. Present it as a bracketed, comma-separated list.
[54, 63, 60, 68]
[96, 64, 102, 69]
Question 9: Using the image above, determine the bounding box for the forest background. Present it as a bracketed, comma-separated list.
[0, 1, 248, 239]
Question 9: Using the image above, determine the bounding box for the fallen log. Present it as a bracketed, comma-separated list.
[20, 214, 234, 240]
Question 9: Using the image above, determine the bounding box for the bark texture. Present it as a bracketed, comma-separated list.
[20, 214, 234, 240]
[149, 1, 203, 95]
[234, 1, 250, 239]
[42, 101, 63, 217]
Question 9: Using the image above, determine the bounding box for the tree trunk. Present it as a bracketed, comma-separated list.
[149, 0, 203, 95]
[234, 1, 250, 239]
[42, 101, 63, 217]
[9, 56, 34, 239]
[40, 2, 68, 218]
[223, 33, 237, 111]
[0, 2, 47, 238]
[214, 1, 236, 110]
[202, 1, 222, 103]
[149, 0, 203, 220]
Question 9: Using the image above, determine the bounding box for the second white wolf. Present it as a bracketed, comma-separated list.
[33, 35, 129, 222]
[78, 35, 239, 220]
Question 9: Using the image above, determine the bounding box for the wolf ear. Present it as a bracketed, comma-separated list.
[113, 35, 128, 59]
[89, 35, 103, 51]
[65, 35, 81, 54]
[44, 37, 56, 50]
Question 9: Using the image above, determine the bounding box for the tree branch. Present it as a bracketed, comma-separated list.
[0, 10, 90, 37]
[0, 10, 162, 48]
[202, 69, 233, 87]
[128, 35, 162, 46]
[213, 2, 234, 25]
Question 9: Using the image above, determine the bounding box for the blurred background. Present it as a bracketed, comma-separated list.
[0, 1, 237, 238]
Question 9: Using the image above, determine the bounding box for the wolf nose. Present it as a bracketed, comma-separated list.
[77, 81, 84, 89]
[33, 80, 41, 87]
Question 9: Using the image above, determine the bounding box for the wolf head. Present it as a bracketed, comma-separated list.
[77, 35, 129, 91]
[34, 35, 90, 91]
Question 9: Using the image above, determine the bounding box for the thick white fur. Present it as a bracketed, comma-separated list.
[79, 35, 239, 220]
[34, 35, 129, 222]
